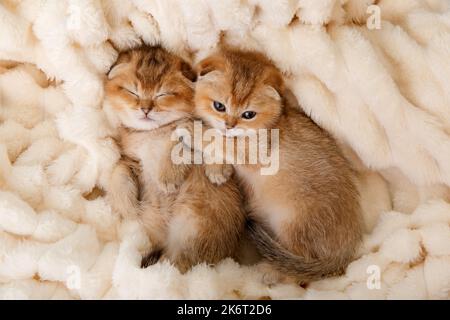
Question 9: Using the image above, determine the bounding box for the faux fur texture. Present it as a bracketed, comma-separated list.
[0, 0, 449, 299]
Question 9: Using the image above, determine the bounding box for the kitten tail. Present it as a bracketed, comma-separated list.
[248, 219, 349, 283]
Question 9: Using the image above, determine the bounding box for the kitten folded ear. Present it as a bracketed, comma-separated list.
[263, 68, 285, 98]
[196, 55, 225, 77]
[107, 52, 131, 80]
[108, 63, 128, 80]
[263, 85, 282, 101]
[180, 61, 197, 82]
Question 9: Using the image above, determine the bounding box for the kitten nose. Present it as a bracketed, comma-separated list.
[141, 107, 151, 115]
[226, 119, 237, 129]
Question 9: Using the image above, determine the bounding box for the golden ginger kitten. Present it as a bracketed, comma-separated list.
[104, 46, 246, 272]
[194, 47, 363, 283]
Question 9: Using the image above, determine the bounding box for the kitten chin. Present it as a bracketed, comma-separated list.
[194, 47, 363, 284]
[104, 46, 246, 273]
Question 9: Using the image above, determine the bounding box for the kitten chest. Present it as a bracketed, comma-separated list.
[124, 132, 171, 185]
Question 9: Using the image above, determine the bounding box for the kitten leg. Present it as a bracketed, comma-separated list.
[161, 208, 199, 273]
[157, 161, 190, 194]
[106, 158, 140, 219]
[164, 200, 242, 273]
[156, 140, 192, 194]
[139, 186, 170, 268]
[204, 163, 233, 185]
[139, 202, 168, 254]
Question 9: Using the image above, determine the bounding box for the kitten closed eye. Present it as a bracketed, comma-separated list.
[121, 87, 139, 98]
[155, 92, 175, 99]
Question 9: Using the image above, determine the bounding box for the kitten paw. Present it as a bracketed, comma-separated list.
[256, 263, 283, 286]
[207, 172, 228, 185]
[157, 164, 189, 194]
[205, 164, 233, 185]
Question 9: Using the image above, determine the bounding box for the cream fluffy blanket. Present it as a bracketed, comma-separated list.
[1, 0, 450, 300]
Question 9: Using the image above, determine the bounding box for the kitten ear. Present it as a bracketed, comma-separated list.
[263, 69, 285, 98]
[263, 85, 282, 101]
[107, 52, 131, 80]
[196, 55, 225, 77]
[180, 61, 197, 82]
[107, 63, 128, 80]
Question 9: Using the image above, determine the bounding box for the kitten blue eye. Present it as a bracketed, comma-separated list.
[242, 111, 256, 120]
[213, 101, 226, 112]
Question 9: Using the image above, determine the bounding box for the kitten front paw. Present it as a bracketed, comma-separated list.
[205, 164, 233, 185]
[157, 168, 187, 194]
[208, 173, 228, 185]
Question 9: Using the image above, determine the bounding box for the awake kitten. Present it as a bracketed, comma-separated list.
[104, 46, 246, 272]
[194, 47, 363, 283]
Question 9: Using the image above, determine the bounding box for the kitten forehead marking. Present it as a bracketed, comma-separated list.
[135, 48, 172, 86]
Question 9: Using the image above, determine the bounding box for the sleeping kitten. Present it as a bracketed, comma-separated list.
[104, 46, 246, 272]
[194, 47, 363, 283]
